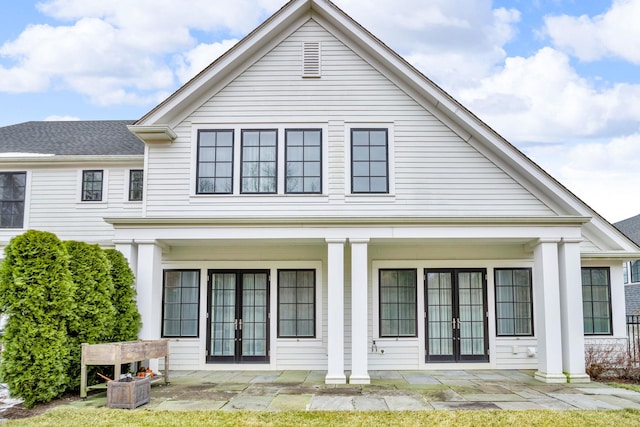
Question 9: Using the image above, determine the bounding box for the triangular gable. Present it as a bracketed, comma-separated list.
[129, 0, 639, 256]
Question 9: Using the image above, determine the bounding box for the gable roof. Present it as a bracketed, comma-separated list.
[0, 120, 143, 156]
[615, 214, 640, 247]
[129, 0, 639, 256]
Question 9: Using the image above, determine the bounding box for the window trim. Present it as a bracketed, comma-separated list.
[494, 268, 534, 337]
[284, 128, 322, 194]
[128, 169, 144, 201]
[277, 269, 316, 338]
[582, 266, 613, 336]
[161, 269, 201, 338]
[378, 268, 418, 338]
[81, 169, 104, 202]
[240, 129, 278, 194]
[0, 171, 27, 229]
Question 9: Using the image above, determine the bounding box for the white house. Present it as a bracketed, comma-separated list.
[1, 0, 639, 385]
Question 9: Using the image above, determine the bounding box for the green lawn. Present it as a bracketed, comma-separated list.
[6, 408, 640, 427]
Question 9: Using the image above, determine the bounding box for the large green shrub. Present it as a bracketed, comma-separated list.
[104, 249, 141, 342]
[0, 230, 75, 407]
[65, 241, 116, 390]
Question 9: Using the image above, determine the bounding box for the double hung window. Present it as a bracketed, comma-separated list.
[379, 269, 417, 337]
[285, 129, 321, 193]
[0, 172, 26, 228]
[351, 129, 388, 193]
[241, 130, 277, 193]
[582, 267, 612, 335]
[494, 268, 533, 336]
[277, 269, 315, 338]
[162, 270, 200, 338]
[128, 169, 143, 201]
[82, 170, 103, 201]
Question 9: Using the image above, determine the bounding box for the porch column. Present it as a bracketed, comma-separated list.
[114, 239, 138, 272]
[559, 238, 590, 383]
[533, 239, 566, 383]
[350, 239, 370, 384]
[326, 239, 346, 384]
[136, 240, 163, 372]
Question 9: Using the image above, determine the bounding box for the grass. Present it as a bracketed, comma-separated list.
[610, 382, 640, 393]
[5, 408, 640, 427]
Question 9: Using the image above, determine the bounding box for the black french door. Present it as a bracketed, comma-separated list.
[206, 270, 270, 363]
[425, 268, 489, 362]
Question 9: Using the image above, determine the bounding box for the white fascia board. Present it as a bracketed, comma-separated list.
[0, 155, 143, 167]
[127, 125, 177, 145]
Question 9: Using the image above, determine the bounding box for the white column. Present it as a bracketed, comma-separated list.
[558, 238, 590, 383]
[533, 239, 566, 383]
[326, 239, 346, 384]
[114, 240, 138, 272]
[136, 240, 163, 372]
[350, 238, 370, 384]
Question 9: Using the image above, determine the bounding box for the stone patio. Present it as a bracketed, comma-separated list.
[70, 370, 640, 411]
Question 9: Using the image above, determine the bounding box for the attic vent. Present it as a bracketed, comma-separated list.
[302, 41, 321, 78]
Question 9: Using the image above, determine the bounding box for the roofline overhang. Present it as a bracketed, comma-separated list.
[0, 154, 143, 166]
[127, 125, 177, 145]
[581, 252, 640, 261]
[105, 215, 591, 228]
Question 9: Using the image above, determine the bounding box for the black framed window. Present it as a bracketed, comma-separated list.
[379, 269, 417, 337]
[495, 268, 533, 336]
[278, 269, 315, 338]
[285, 129, 321, 193]
[197, 130, 234, 194]
[81, 170, 103, 201]
[0, 172, 26, 228]
[128, 169, 143, 201]
[351, 129, 388, 193]
[162, 269, 200, 337]
[582, 267, 612, 335]
[631, 261, 640, 283]
[241, 129, 277, 193]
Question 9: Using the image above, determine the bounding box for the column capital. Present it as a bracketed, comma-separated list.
[349, 238, 370, 244]
[113, 239, 135, 245]
[561, 237, 583, 244]
[325, 238, 347, 244]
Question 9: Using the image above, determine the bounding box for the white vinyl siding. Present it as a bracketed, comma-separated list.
[143, 19, 554, 218]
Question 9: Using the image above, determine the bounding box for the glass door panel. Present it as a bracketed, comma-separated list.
[426, 271, 454, 361]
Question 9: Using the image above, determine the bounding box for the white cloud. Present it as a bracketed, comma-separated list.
[176, 39, 239, 84]
[524, 133, 640, 223]
[544, 0, 640, 63]
[458, 47, 640, 143]
[44, 115, 79, 121]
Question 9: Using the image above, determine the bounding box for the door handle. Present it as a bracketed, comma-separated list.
[239, 319, 243, 330]
[456, 318, 461, 330]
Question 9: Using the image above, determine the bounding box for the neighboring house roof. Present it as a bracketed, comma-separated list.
[615, 214, 640, 247]
[626, 284, 640, 317]
[0, 120, 143, 156]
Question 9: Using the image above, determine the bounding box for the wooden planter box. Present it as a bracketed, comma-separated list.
[107, 376, 151, 409]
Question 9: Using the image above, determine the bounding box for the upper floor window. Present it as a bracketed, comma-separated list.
[197, 130, 234, 194]
[82, 170, 103, 201]
[128, 169, 143, 201]
[162, 269, 200, 338]
[241, 129, 277, 194]
[632, 260, 640, 283]
[379, 269, 417, 337]
[495, 268, 533, 336]
[582, 267, 612, 335]
[351, 129, 388, 193]
[0, 172, 26, 228]
[285, 129, 321, 194]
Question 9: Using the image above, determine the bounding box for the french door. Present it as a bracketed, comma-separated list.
[206, 270, 270, 363]
[425, 268, 489, 362]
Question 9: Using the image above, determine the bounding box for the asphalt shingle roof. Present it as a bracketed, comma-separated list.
[0, 120, 144, 156]
[615, 214, 640, 247]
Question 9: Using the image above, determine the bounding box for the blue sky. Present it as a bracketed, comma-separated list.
[0, 0, 639, 222]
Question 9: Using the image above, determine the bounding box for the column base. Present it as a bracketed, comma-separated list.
[325, 374, 347, 385]
[566, 373, 591, 383]
[349, 374, 370, 385]
[534, 371, 567, 384]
